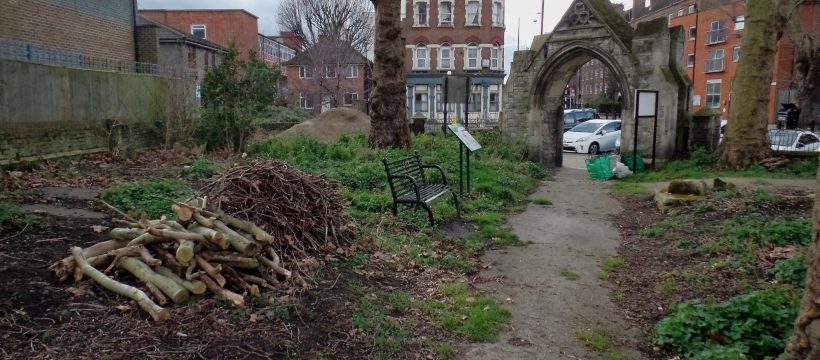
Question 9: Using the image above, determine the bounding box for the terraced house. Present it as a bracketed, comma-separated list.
[403, 0, 506, 128]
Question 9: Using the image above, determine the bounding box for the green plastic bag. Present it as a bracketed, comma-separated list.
[622, 152, 646, 173]
[585, 155, 613, 181]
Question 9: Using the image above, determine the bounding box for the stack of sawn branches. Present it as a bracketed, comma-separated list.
[49, 201, 296, 320]
[49, 161, 353, 321]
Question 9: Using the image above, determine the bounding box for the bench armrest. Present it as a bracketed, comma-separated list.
[420, 164, 449, 186]
[388, 175, 421, 201]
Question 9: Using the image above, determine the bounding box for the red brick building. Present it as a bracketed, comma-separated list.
[0, 0, 137, 62]
[140, 9, 260, 59]
[281, 40, 371, 115]
[635, 0, 820, 123]
[403, 0, 506, 127]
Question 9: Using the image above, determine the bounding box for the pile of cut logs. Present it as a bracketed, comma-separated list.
[49, 199, 306, 321]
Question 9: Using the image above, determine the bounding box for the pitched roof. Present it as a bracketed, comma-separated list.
[137, 15, 226, 52]
[284, 39, 368, 66]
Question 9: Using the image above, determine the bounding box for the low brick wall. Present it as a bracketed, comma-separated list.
[0, 120, 160, 165]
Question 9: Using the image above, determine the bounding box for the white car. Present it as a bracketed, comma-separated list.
[769, 129, 820, 151]
[562, 119, 622, 154]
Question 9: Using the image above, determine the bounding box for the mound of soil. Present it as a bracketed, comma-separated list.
[278, 108, 371, 143]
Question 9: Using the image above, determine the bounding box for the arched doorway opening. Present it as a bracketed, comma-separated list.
[531, 43, 633, 168]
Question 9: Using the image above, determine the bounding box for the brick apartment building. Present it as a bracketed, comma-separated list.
[565, 59, 622, 110]
[0, 0, 137, 63]
[633, 0, 820, 123]
[136, 15, 225, 79]
[282, 40, 371, 115]
[139, 9, 296, 67]
[403, 0, 506, 127]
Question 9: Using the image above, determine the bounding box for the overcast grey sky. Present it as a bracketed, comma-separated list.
[136, 0, 632, 72]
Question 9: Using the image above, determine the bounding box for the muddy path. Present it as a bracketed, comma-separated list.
[461, 168, 647, 359]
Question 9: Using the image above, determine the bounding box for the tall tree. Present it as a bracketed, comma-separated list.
[277, 0, 374, 55]
[790, 1, 820, 130]
[368, 0, 411, 149]
[716, 0, 790, 168]
[785, 2, 820, 355]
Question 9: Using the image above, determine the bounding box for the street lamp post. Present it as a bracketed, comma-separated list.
[540, 0, 545, 35]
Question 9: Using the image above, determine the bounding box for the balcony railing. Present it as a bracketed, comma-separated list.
[704, 59, 725, 73]
[706, 28, 727, 44]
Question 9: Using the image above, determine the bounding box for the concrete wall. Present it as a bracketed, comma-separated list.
[0, 60, 168, 164]
[0, 0, 136, 62]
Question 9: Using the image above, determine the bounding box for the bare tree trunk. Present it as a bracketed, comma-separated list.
[368, 0, 411, 149]
[716, 0, 788, 168]
[791, 11, 820, 130]
[787, 158, 820, 358]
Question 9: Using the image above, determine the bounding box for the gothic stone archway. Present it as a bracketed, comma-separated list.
[502, 0, 689, 167]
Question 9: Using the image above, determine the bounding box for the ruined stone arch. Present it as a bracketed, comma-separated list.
[502, 0, 689, 168]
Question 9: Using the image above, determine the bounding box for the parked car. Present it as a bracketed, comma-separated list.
[563, 109, 599, 132]
[719, 119, 728, 143]
[563, 119, 622, 154]
[769, 129, 820, 151]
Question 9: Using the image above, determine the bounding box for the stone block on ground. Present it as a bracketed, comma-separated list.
[655, 190, 706, 210]
[667, 179, 709, 196]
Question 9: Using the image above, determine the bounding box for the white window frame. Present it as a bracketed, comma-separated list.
[688, 4, 696, 13]
[468, 85, 482, 112]
[687, 53, 695, 67]
[414, 45, 429, 70]
[689, 26, 697, 40]
[705, 48, 725, 73]
[734, 16, 745, 31]
[465, 44, 479, 70]
[324, 65, 336, 78]
[343, 92, 358, 106]
[414, 0, 429, 26]
[439, 0, 453, 25]
[439, 45, 453, 70]
[489, 86, 500, 112]
[466, 0, 481, 26]
[733, 46, 740, 62]
[677, 9, 683, 17]
[706, 80, 722, 109]
[492, 1, 504, 27]
[414, 85, 429, 113]
[490, 46, 500, 70]
[191, 24, 206, 39]
[707, 20, 727, 44]
[300, 93, 314, 109]
[668, 14, 673, 22]
[345, 65, 359, 78]
[299, 66, 313, 79]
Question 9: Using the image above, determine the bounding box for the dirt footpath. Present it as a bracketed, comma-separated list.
[461, 168, 647, 359]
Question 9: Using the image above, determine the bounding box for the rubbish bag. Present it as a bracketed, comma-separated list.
[586, 155, 614, 181]
[614, 162, 633, 179]
[622, 152, 645, 173]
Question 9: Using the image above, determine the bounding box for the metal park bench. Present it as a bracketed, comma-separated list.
[382, 152, 461, 225]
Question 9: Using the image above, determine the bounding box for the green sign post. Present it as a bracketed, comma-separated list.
[448, 125, 482, 194]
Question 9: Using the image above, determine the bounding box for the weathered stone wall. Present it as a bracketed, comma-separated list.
[0, 60, 169, 164]
[502, 0, 688, 167]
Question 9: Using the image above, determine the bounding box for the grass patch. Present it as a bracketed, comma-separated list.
[0, 202, 39, 230]
[611, 181, 651, 196]
[640, 220, 674, 238]
[530, 198, 553, 206]
[657, 278, 677, 295]
[598, 256, 625, 280]
[577, 327, 628, 359]
[183, 158, 221, 179]
[560, 268, 580, 281]
[418, 281, 511, 342]
[617, 148, 817, 185]
[101, 180, 192, 219]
